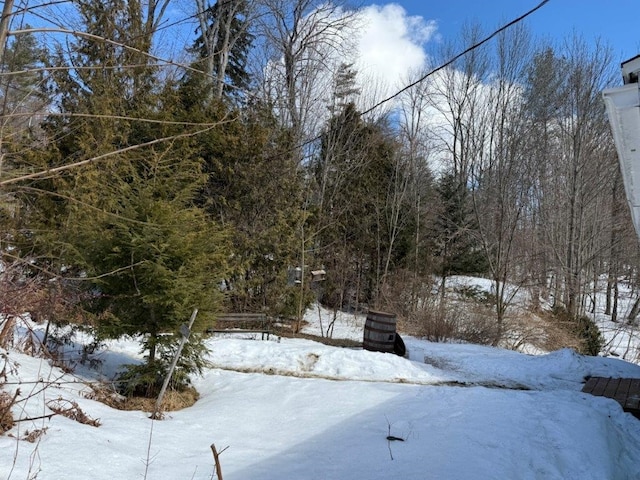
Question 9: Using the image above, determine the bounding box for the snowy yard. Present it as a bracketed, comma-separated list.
[3, 300, 640, 480]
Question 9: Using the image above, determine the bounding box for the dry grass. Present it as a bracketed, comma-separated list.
[46, 398, 101, 427]
[84, 384, 127, 409]
[22, 427, 49, 443]
[110, 387, 199, 412]
[0, 391, 15, 434]
[535, 312, 583, 352]
[499, 312, 548, 351]
[87, 382, 200, 412]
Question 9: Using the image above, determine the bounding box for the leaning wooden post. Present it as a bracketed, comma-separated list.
[151, 308, 198, 419]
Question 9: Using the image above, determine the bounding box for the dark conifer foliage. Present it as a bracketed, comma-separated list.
[433, 171, 488, 278]
[192, 0, 255, 102]
[8, 0, 231, 395]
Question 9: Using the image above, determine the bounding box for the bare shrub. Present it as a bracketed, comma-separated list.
[399, 300, 455, 341]
[379, 271, 580, 350]
[455, 305, 500, 345]
[0, 262, 37, 323]
[380, 271, 499, 345]
[500, 312, 549, 351]
[0, 259, 100, 361]
[0, 350, 17, 435]
[377, 270, 434, 319]
[399, 298, 498, 345]
[0, 317, 16, 350]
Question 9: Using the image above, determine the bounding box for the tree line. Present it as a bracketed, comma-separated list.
[0, 0, 635, 395]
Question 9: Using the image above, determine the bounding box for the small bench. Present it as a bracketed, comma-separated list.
[582, 377, 640, 419]
[206, 313, 271, 340]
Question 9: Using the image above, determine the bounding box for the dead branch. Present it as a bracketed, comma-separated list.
[210, 443, 226, 480]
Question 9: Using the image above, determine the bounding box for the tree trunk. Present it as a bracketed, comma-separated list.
[605, 270, 613, 315]
[628, 295, 640, 324]
[611, 278, 619, 323]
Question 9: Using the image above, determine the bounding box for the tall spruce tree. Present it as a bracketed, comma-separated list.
[193, 0, 254, 102]
[16, 0, 230, 396]
[314, 102, 402, 309]
[433, 171, 488, 284]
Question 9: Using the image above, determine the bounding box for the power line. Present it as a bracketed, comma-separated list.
[361, 0, 551, 118]
[1, 0, 553, 174]
[286, 0, 551, 162]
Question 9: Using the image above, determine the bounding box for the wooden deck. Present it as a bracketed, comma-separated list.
[582, 377, 640, 419]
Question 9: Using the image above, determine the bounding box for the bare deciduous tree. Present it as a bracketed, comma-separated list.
[468, 23, 534, 342]
[194, 0, 256, 100]
[255, 0, 358, 147]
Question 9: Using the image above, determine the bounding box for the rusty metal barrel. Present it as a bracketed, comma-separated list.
[363, 310, 397, 353]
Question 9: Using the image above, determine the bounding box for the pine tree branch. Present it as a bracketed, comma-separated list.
[0, 123, 227, 186]
[10, 27, 208, 78]
[1, 111, 228, 127]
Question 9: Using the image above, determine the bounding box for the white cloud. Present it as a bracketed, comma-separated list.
[259, 2, 438, 133]
[354, 4, 438, 99]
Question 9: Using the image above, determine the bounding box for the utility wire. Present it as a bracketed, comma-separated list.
[360, 0, 551, 118]
[287, 0, 551, 162]
[1, 0, 552, 174]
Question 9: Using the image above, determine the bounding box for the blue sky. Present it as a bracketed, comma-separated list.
[378, 0, 640, 64]
[13, 0, 638, 97]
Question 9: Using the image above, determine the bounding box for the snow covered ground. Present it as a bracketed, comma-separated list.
[593, 280, 640, 364]
[3, 299, 640, 480]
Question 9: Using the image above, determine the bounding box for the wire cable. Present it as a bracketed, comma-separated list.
[284, 0, 552, 163]
[360, 0, 551, 118]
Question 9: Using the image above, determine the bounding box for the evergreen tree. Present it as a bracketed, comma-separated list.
[0, 31, 46, 152]
[15, 0, 231, 396]
[193, 0, 254, 102]
[72, 151, 229, 396]
[314, 102, 402, 308]
[199, 101, 305, 316]
[0, 31, 47, 246]
[178, 49, 305, 317]
[185, 3, 304, 318]
[328, 62, 360, 114]
[433, 171, 488, 282]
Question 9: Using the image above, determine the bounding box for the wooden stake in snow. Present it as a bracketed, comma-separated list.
[151, 308, 198, 419]
[210, 443, 225, 480]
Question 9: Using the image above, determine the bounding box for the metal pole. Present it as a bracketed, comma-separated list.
[151, 308, 198, 419]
